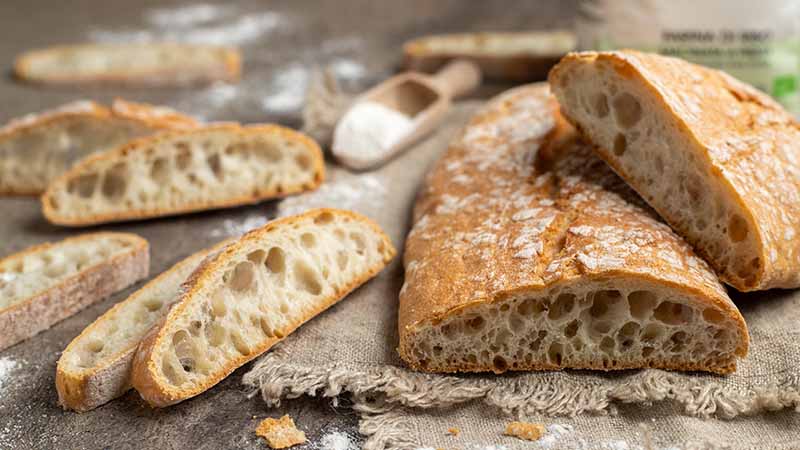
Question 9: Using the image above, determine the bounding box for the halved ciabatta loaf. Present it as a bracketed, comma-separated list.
[57, 239, 232, 412]
[399, 84, 748, 375]
[14, 43, 241, 85]
[131, 209, 395, 407]
[42, 125, 325, 226]
[549, 50, 800, 291]
[0, 233, 149, 351]
[0, 99, 198, 195]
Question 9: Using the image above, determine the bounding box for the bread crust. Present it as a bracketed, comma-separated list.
[131, 208, 396, 407]
[41, 124, 325, 226]
[0, 99, 198, 196]
[0, 232, 149, 352]
[548, 50, 800, 291]
[403, 31, 576, 81]
[14, 43, 241, 86]
[398, 84, 748, 374]
[56, 240, 232, 412]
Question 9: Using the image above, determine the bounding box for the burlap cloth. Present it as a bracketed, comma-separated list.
[243, 80, 800, 450]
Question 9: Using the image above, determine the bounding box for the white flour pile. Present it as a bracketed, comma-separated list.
[88, 3, 283, 46]
[0, 356, 19, 394]
[332, 101, 415, 169]
[313, 430, 359, 450]
[277, 172, 387, 219]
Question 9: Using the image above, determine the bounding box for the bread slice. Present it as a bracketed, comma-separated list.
[549, 50, 800, 291]
[403, 31, 576, 81]
[130, 209, 394, 407]
[0, 99, 198, 195]
[0, 232, 149, 352]
[56, 239, 233, 412]
[399, 84, 748, 375]
[14, 43, 241, 86]
[41, 125, 325, 226]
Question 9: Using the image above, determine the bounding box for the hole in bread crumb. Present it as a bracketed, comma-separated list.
[350, 232, 366, 255]
[229, 261, 256, 292]
[150, 157, 169, 184]
[172, 330, 195, 372]
[206, 322, 226, 346]
[206, 153, 223, 181]
[613, 133, 627, 156]
[300, 233, 316, 248]
[465, 316, 485, 333]
[728, 214, 749, 242]
[703, 308, 725, 324]
[175, 143, 192, 169]
[640, 324, 663, 343]
[144, 298, 163, 312]
[548, 293, 575, 320]
[593, 93, 609, 118]
[564, 319, 579, 338]
[211, 290, 227, 317]
[612, 92, 642, 129]
[336, 250, 348, 270]
[548, 342, 563, 365]
[266, 247, 286, 273]
[296, 153, 312, 170]
[654, 301, 693, 325]
[642, 346, 655, 358]
[492, 355, 508, 372]
[294, 261, 322, 295]
[590, 290, 621, 318]
[101, 162, 128, 199]
[517, 298, 545, 316]
[231, 330, 250, 354]
[600, 336, 615, 355]
[247, 250, 267, 265]
[68, 173, 98, 198]
[87, 339, 104, 353]
[628, 290, 657, 320]
[314, 211, 334, 225]
[162, 360, 184, 385]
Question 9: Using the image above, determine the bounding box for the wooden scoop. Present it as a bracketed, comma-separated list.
[332, 59, 481, 170]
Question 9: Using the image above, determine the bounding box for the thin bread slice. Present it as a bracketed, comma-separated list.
[56, 239, 233, 412]
[403, 31, 576, 81]
[14, 43, 241, 86]
[399, 84, 748, 375]
[0, 99, 198, 195]
[0, 232, 149, 351]
[549, 50, 800, 291]
[41, 125, 325, 226]
[131, 209, 395, 407]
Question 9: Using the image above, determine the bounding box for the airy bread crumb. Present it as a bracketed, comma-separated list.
[504, 421, 545, 441]
[255, 415, 307, 449]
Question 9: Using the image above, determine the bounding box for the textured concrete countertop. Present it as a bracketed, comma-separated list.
[0, 1, 576, 448]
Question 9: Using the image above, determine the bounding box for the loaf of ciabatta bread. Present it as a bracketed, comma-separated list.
[0, 232, 149, 351]
[14, 43, 241, 86]
[131, 209, 395, 407]
[57, 239, 232, 412]
[42, 125, 324, 226]
[399, 84, 748, 375]
[403, 31, 576, 81]
[549, 50, 800, 291]
[0, 99, 198, 195]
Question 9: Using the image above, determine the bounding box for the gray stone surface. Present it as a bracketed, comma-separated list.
[0, 1, 576, 449]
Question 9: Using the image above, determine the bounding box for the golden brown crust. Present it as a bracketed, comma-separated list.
[131, 208, 396, 407]
[403, 31, 576, 81]
[0, 232, 149, 352]
[40, 124, 325, 226]
[56, 239, 232, 412]
[398, 84, 748, 375]
[504, 421, 546, 441]
[14, 44, 241, 86]
[0, 99, 198, 196]
[548, 50, 800, 291]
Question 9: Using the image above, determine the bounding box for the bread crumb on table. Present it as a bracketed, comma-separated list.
[447, 427, 460, 436]
[504, 421, 546, 441]
[255, 415, 307, 449]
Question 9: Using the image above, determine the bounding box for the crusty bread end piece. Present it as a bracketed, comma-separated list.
[0, 232, 149, 351]
[404, 31, 576, 81]
[0, 99, 197, 195]
[549, 50, 800, 291]
[14, 43, 241, 86]
[56, 239, 233, 412]
[399, 84, 748, 375]
[42, 124, 324, 226]
[131, 209, 395, 407]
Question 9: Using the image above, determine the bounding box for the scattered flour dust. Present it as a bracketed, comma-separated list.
[277, 172, 387, 219]
[313, 430, 359, 450]
[0, 356, 19, 394]
[88, 3, 282, 46]
[208, 214, 268, 238]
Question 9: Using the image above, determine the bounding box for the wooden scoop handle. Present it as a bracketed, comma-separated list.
[430, 59, 482, 100]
